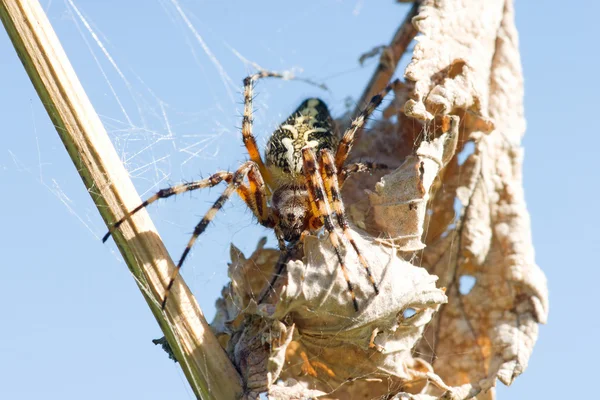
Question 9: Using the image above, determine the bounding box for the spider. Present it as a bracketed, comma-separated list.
[103, 71, 397, 312]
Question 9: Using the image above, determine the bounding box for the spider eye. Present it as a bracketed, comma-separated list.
[286, 212, 295, 222]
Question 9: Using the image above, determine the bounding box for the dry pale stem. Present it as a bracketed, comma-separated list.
[352, 1, 419, 119]
[0, 1, 242, 399]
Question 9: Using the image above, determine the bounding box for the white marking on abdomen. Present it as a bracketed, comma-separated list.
[281, 124, 299, 139]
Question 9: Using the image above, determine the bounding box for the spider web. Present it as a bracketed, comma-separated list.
[1, 1, 413, 399]
[37, 0, 410, 322]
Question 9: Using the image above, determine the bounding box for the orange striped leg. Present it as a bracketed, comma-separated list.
[339, 161, 389, 186]
[161, 161, 268, 309]
[319, 149, 379, 296]
[245, 165, 286, 250]
[102, 171, 234, 243]
[242, 71, 285, 186]
[334, 79, 398, 172]
[101, 168, 274, 243]
[301, 147, 359, 312]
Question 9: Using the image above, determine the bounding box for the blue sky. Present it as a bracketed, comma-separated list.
[1, 1, 597, 399]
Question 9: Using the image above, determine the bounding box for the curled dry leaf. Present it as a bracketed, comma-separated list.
[209, 0, 547, 398]
[216, 233, 450, 399]
[369, 116, 458, 251]
[268, 379, 327, 400]
[404, 0, 504, 122]
[212, 118, 460, 399]
[273, 233, 448, 398]
[406, 0, 549, 399]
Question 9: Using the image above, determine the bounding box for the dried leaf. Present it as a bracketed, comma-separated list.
[268, 379, 326, 399]
[404, 0, 503, 122]
[209, 1, 547, 399]
[369, 116, 458, 251]
[406, 1, 548, 398]
[212, 118, 460, 398]
[221, 231, 450, 399]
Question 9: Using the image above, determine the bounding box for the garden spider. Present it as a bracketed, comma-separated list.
[103, 71, 397, 311]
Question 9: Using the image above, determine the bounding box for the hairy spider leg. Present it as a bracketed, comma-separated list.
[102, 171, 234, 243]
[339, 161, 390, 186]
[101, 159, 281, 309]
[160, 161, 275, 309]
[318, 149, 379, 295]
[256, 237, 301, 306]
[244, 166, 287, 250]
[301, 147, 360, 312]
[334, 79, 399, 172]
[242, 70, 286, 188]
[102, 164, 277, 244]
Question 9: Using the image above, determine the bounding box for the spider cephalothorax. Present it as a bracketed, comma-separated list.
[270, 184, 310, 242]
[104, 71, 396, 311]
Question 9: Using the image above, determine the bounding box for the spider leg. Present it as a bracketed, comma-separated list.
[318, 149, 379, 296]
[161, 161, 272, 309]
[242, 70, 286, 187]
[243, 164, 286, 250]
[257, 237, 303, 306]
[334, 80, 398, 172]
[102, 163, 284, 243]
[102, 171, 234, 242]
[339, 161, 390, 186]
[302, 147, 360, 312]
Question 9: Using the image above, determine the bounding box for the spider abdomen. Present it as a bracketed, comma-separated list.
[266, 98, 337, 185]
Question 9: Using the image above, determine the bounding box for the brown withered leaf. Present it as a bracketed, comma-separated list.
[406, 0, 548, 399]
[368, 116, 458, 252]
[211, 117, 460, 399]
[404, 0, 503, 122]
[209, 1, 547, 398]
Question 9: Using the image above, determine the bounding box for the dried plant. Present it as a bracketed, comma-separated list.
[1, 0, 547, 398]
[211, 1, 548, 399]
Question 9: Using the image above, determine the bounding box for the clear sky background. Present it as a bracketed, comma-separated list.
[0, 1, 597, 399]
